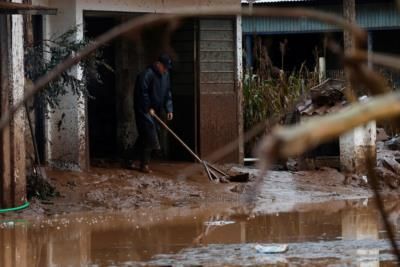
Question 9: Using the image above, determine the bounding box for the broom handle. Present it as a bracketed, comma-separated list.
[152, 113, 203, 163]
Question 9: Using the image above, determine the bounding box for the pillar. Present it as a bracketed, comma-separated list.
[367, 31, 373, 70]
[0, 0, 27, 208]
[43, 1, 88, 170]
[318, 57, 326, 83]
[340, 120, 376, 174]
[236, 15, 244, 164]
[341, 1, 376, 174]
[343, 0, 356, 52]
[245, 34, 253, 73]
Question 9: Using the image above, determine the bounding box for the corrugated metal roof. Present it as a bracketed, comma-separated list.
[243, 2, 400, 33]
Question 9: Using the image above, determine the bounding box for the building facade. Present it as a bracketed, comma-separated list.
[31, 0, 244, 170]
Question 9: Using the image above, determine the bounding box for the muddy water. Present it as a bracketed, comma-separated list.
[1, 198, 399, 266]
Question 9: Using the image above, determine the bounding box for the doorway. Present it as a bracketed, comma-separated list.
[85, 16, 117, 160]
[84, 13, 197, 163]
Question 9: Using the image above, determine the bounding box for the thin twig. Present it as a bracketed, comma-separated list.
[0, 6, 368, 132]
[258, 91, 400, 164]
[366, 155, 400, 264]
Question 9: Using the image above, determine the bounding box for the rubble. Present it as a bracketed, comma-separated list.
[376, 128, 390, 142]
[385, 136, 400, 150]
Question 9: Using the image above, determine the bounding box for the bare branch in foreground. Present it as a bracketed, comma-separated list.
[366, 155, 400, 264]
[348, 50, 400, 73]
[0, 6, 368, 132]
[258, 92, 400, 167]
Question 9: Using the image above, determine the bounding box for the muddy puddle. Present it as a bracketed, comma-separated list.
[1, 198, 400, 266]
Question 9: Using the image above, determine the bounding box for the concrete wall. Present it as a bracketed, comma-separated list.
[41, 0, 87, 170]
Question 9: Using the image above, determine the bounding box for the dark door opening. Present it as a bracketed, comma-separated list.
[85, 16, 117, 160]
[165, 20, 196, 161]
[251, 32, 343, 73]
[31, 15, 46, 164]
[85, 13, 197, 163]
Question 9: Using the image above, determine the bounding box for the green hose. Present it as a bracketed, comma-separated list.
[0, 202, 30, 214]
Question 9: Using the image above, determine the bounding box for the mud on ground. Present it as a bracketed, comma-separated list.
[15, 160, 384, 218]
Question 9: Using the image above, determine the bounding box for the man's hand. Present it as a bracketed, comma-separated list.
[149, 108, 155, 116]
[167, 112, 173, 121]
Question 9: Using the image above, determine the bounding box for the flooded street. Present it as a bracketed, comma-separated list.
[1, 196, 400, 266]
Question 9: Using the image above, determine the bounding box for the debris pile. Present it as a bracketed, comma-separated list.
[296, 79, 346, 118]
[375, 133, 400, 189]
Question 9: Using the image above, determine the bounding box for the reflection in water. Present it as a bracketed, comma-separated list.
[0, 221, 28, 267]
[342, 200, 380, 267]
[0, 198, 399, 266]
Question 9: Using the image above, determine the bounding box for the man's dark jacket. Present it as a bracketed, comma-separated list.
[134, 65, 173, 149]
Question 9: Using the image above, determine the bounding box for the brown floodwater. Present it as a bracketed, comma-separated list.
[1, 198, 400, 266]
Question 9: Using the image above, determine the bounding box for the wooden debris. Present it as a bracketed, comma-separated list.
[374, 166, 400, 189]
[310, 79, 345, 106]
[382, 157, 400, 175]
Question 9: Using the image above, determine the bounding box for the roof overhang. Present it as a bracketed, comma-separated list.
[0, 2, 57, 15]
[241, 0, 311, 4]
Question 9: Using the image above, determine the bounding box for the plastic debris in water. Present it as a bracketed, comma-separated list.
[204, 220, 235, 226]
[362, 176, 368, 183]
[255, 244, 288, 254]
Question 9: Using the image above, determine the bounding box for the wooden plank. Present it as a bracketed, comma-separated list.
[343, 0, 356, 51]
[200, 61, 234, 72]
[0, 2, 57, 15]
[199, 94, 238, 163]
[200, 72, 235, 84]
[199, 51, 234, 62]
[200, 19, 233, 30]
[198, 18, 238, 163]
[199, 30, 234, 41]
[199, 83, 234, 92]
[0, 15, 12, 208]
[200, 40, 234, 51]
[382, 157, 400, 176]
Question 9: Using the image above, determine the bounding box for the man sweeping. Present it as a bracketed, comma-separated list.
[133, 54, 174, 173]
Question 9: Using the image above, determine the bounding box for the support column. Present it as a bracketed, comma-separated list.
[0, 0, 27, 209]
[340, 0, 376, 174]
[236, 15, 244, 164]
[340, 120, 376, 174]
[343, 0, 356, 52]
[367, 31, 373, 69]
[44, 1, 88, 170]
[245, 34, 253, 73]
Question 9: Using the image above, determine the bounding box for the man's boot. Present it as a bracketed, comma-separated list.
[140, 164, 152, 174]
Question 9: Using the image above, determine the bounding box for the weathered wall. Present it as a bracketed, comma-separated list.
[340, 121, 376, 174]
[0, 0, 27, 208]
[42, 0, 88, 170]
